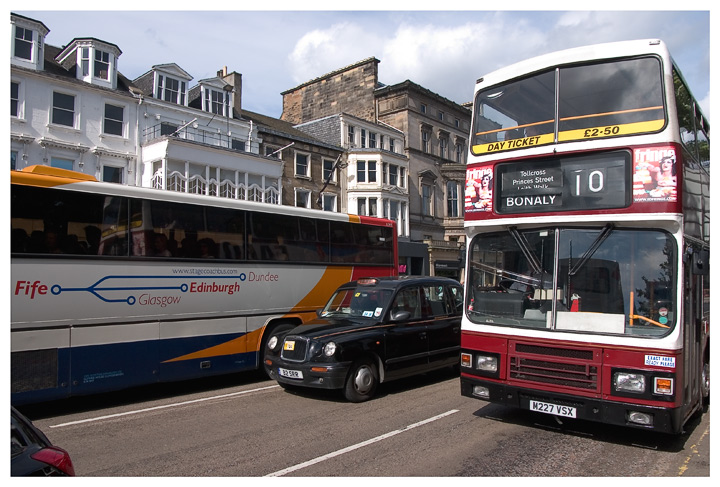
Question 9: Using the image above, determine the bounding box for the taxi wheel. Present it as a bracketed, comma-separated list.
[344, 358, 378, 403]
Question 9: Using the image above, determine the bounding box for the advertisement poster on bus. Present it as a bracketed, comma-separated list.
[465, 165, 493, 213]
[633, 146, 678, 203]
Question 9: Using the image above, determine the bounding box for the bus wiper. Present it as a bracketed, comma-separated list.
[568, 223, 614, 276]
[508, 226, 542, 275]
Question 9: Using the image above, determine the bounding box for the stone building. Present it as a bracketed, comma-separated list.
[281, 58, 471, 279]
[294, 112, 410, 239]
[240, 110, 345, 212]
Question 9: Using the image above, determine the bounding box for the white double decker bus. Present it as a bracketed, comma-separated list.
[11, 165, 398, 404]
[461, 40, 709, 434]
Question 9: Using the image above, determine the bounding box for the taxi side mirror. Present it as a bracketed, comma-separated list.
[390, 310, 412, 322]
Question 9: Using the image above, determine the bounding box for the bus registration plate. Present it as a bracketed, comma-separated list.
[279, 368, 303, 380]
[529, 400, 576, 418]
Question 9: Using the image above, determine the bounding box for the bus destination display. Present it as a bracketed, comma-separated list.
[495, 151, 630, 214]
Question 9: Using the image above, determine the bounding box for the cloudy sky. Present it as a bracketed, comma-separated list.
[14, 4, 712, 119]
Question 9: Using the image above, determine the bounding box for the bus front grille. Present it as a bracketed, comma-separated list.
[508, 341, 600, 392]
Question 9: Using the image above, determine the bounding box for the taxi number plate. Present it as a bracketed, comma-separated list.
[529, 400, 576, 418]
[278, 368, 303, 380]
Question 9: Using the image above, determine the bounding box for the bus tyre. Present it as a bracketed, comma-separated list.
[344, 358, 378, 403]
[701, 357, 710, 405]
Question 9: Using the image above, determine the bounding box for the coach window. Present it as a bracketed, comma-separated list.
[11, 185, 106, 256]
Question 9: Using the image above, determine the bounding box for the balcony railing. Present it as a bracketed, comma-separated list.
[142, 121, 247, 151]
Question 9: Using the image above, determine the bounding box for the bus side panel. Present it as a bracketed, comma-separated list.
[70, 339, 160, 396]
[11, 347, 72, 404]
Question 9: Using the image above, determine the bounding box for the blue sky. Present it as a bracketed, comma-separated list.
[13, 5, 712, 119]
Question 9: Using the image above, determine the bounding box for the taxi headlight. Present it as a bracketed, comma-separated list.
[323, 342, 337, 357]
[267, 336, 279, 351]
[614, 372, 646, 393]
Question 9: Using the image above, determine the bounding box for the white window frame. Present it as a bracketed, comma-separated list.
[81, 47, 91, 77]
[357, 160, 376, 183]
[357, 197, 378, 217]
[11, 80, 24, 119]
[321, 193, 337, 212]
[156, 74, 187, 105]
[94, 49, 111, 80]
[13, 26, 34, 61]
[204, 88, 227, 116]
[232, 138, 246, 151]
[51, 90, 77, 129]
[294, 151, 311, 179]
[101, 164, 124, 183]
[103, 102, 125, 137]
[323, 158, 336, 184]
[295, 188, 311, 208]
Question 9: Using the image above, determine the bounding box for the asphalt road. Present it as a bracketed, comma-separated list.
[18, 369, 710, 477]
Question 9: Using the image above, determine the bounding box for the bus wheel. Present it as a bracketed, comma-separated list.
[701, 357, 710, 405]
[344, 358, 378, 402]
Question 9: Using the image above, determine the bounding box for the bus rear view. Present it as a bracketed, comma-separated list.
[460, 40, 709, 434]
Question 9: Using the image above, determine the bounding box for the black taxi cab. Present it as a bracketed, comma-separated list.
[264, 276, 463, 402]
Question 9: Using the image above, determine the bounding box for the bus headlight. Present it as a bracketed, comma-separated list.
[323, 342, 337, 357]
[475, 355, 498, 373]
[614, 372, 646, 393]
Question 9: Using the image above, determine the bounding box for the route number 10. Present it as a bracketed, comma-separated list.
[572, 169, 605, 196]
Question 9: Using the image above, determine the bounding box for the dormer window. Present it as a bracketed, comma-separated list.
[157, 75, 187, 105]
[80, 48, 110, 80]
[76, 43, 115, 84]
[204, 88, 229, 116]
[55, 38, 120, 89]
[14, 26, 33, 60]
[11, 14, 48, 70]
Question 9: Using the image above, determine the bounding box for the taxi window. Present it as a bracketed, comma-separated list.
[448, 286, 463, 313]
[424, 285, 450, 316]
[391, 288, 421, 319]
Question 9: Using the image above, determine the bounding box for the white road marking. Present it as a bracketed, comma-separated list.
[265, 409, 460, 477]
[49, 384, 280, 428]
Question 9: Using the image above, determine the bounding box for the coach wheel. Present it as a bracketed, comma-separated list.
[344, 358, 378, 402]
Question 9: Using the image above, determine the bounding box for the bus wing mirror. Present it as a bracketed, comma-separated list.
[692, 249, 709, 276]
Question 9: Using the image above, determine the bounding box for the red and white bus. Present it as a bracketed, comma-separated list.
[11, 165, 398, 404]
[460, 39, 709, 434]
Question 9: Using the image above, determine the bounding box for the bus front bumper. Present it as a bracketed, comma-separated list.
[461, 375, 685, 434]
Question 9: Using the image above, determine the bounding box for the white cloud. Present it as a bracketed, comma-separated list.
[288, 23, 384, 84]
